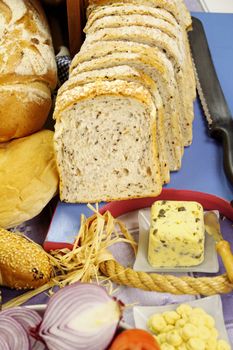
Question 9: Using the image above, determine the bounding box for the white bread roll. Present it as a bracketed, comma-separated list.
[0, 228, 52, 289]
[0, 130, 59, 228]
[0, 0, 57, 142]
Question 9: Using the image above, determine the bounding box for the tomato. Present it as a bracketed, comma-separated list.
[108, 329, 161, 350]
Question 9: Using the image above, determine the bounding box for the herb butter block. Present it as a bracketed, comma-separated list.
[148, 201, 205, 267]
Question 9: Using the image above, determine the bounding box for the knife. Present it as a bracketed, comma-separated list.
[204, 211, 233, 283]
[188, 17, 233, 185]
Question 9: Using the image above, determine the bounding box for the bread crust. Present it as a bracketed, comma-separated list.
[0, 228, 52, 289]
[54, 79, 158, 118]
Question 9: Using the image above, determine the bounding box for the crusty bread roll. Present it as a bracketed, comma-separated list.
[0, 0, 57, 142]
[0, 129, 59, 228]
[0, 228, 52, 289]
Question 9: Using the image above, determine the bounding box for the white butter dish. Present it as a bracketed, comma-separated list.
[133, 208, 219, 273]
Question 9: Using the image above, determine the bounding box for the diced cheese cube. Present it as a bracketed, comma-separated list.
[148, 200, 205, 267]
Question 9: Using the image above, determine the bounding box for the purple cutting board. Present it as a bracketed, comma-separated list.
[45, 12, 233, 246]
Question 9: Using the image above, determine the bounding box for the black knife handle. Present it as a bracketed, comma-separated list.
[211, 121, 233, 184]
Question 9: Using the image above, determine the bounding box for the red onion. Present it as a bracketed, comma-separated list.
[1, 307, 46, 349]
[0, 315, 30, 350]
[39, 283, 123, 350]
[0, 337, 10, 350]
[32, 340, 48, 350]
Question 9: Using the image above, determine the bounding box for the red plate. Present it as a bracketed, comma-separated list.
[44, 189, 233, 251]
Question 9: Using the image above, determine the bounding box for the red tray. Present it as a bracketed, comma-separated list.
[44, 189, 233, 251]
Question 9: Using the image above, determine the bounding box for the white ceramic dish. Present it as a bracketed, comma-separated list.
[133, 295, 230, 343]
[133, 208, 219, 273]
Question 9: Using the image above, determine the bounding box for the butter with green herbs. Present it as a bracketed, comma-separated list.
[148, 200, 205, 267]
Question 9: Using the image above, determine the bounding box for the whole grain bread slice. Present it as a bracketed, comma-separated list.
[86, 0, 192, 29]
[85, 8, 195, 98]
[84, 15, 195, 144]
[84, 4, 196, 100]
[82, 26, 192, 145]
[59, 65, 170, 184]
[54, 80, 162, 202]
[70, 42, 184, 170]
[85, 4, 178, 30]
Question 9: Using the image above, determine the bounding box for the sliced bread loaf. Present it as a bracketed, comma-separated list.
[83, 26, 192, 145]
[54, 80, 162, 202]
[84, 15, 194, 144]
[85, 4, 178, 30]
[70, 43, 183, 170]
[59, 65, 169, 184]
[86, 0, 192, 29]
[84, 4, 196, 100]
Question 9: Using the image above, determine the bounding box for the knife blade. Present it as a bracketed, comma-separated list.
[188, 17, 233, 185]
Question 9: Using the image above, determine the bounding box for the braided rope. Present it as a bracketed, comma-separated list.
[100, 259, 233, 295]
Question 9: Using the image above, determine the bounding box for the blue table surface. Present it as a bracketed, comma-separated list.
[46, 12, 233, 245]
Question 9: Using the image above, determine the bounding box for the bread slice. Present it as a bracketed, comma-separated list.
[59, 65, 169, 184]
[82, 26, 192, 145]
[54, 80, 162, 203]
[84, 15, 194, 145]
[84, 8, 196, 98]
[85, 4, 178, 30]
[84, 3, 196, 100]
[86, 0, 192, 29]
[70, 41, 184, 170]
[84, 13, 179, 36]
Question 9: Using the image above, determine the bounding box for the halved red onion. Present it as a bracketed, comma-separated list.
[0, 315, 30, 350]
[1, 307, 46, 349]
[32, 340, 48, 350]
[39, 283, 123, 350]
[0, 337, 10, 350]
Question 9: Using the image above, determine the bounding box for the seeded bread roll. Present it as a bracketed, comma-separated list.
[54, 80, 162, 202]
[0, 228, 52, 289]
[0, 130, 59, 228]
[70, 41, 183, 170]
[0, 0, 57, 142]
